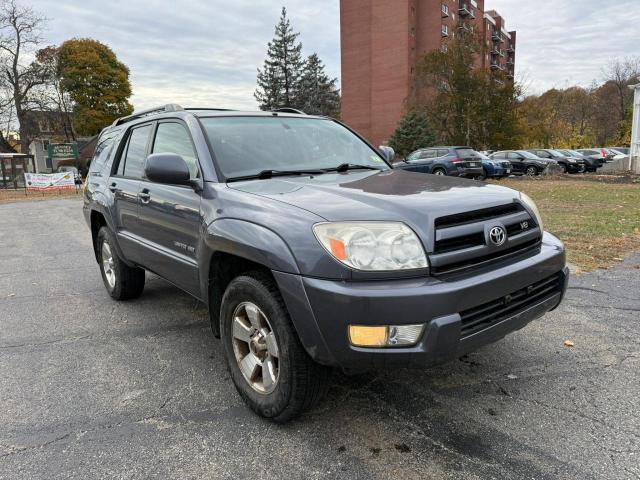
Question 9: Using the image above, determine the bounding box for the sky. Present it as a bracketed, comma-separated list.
[27, 0, 640, 110]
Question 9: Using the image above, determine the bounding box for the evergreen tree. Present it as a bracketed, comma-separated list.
[255, 7, 304, 110]
[298, 53, 341, 117]
[388, 110, 436, 158]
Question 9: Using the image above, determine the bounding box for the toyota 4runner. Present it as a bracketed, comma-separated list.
[84, 104, 568, 422]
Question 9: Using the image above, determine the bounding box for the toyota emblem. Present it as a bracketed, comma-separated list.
[489, 226, 506, 246]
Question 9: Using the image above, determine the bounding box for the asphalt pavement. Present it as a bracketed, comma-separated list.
[0, 197, 638, 480]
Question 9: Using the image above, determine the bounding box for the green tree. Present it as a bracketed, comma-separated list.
[255, 7, 304, 110]
[388, 110, 436, 157]
[412, 32, 522, 150]
[57, 38, 133, 136]
[298, 53, 340, 116]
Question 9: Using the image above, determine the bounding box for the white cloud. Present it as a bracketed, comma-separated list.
[26, 0, 639, 111]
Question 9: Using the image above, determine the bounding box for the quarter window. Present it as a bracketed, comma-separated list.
[119, 125, 153, 178]
[152, 122, 199, 179]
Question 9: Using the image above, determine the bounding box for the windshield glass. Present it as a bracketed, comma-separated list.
[518, 151, 540, 159]
[200, 116, 389, 179]
[547, 150, 565, 158]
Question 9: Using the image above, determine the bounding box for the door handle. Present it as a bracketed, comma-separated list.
[138, 189, 151, 204]
[109, 182, 117, 193]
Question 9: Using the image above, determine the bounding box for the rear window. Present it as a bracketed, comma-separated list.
[455, 148, 479, 158]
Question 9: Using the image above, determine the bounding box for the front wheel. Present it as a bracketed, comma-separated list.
[525, 165, 539, 177]
[432, 167, 447, 176]
[220, 272, 331, 422]
[477, 168, 489, 181]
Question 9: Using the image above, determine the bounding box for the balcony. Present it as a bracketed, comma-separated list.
[490, 61, 500, 70]
[458, 22, 471, 33]
[459, 2, 472, 17]
[491, 31, 500, 42]
[507, 58, 514, 66]
[507, 44, 515, 53]
[491, 46, 500, 55]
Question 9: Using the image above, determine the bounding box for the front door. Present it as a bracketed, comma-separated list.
[136, 121, 203, 297]
[109, 123, 154, 259]
[507, 152, 523, 173]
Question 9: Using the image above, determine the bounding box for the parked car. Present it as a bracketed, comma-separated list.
[609, 147, 630, 155]
[528, 149, 585, 173]
[491, 150, 555, 176]
[395, 146, 484, 178]
[556, 149, 601, 173]
[576, 149, 608, 169]
[84, 104, 568, 422]
[477, 152, 511, 180]
[606, 148, 629, 161]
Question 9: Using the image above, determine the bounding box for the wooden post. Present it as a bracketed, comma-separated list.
[0, 160, 6, 189]
[10, 156, 16, 189]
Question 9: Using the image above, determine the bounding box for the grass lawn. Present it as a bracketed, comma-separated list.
[496, 176, 640, 271]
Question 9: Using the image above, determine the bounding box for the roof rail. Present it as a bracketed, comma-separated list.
[112, 104, 184, 127]
[272, 108, 306, 115]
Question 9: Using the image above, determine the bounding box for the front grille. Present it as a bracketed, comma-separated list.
[431, 203, 542, 274]
[460, 272, 564, 337]
[435, 203, 522, 229]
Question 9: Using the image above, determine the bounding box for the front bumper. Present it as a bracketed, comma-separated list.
[274, 233, 567, 371]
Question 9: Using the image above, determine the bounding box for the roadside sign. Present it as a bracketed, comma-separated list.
[24, 172, 76, 191]
[47, 143, 79, 160]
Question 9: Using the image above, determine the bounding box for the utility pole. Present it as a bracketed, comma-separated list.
[630, 80, 640, 174]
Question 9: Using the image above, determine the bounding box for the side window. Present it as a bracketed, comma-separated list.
[407, 151, 421, 161]
[437, 149, 449, 157]
[118, 124, 153, 178]
[152, 122, 199, 179]
[494, 152, 505, 159]
[421, 150, 437, 159]
[507, 152, 520, 160]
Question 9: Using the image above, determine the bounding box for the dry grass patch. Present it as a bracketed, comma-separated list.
[496, 177, 640, 271]
[0, 189, 82, 204]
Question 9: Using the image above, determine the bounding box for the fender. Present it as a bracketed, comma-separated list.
[199, 218, 301, 301]
[86, 192, 132, 267]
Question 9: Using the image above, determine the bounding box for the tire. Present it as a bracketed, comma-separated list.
[477, 168, 488, 181]
[525, 165, 538, 177]
[220, 271, 331, 422]
[97, 227, 145, 300]
[559, 164, 567, 174]
[432, 167, 447, 176]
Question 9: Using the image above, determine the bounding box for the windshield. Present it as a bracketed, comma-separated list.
[517, 151, 540, 159]
[200, 116, 389, 179]
[547, 150, 565, 158]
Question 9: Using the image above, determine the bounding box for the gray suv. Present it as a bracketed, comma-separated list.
[84, 105, 568, 422]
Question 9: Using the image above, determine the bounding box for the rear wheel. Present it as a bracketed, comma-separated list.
[477, 168, 489, 181]
[525, 165, 538, 177]
[432, 167, 447, 176]
[97, 227, 145, 300]
[220, 272, 331, 422]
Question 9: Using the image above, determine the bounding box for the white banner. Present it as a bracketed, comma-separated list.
[24, 172, 76, 191]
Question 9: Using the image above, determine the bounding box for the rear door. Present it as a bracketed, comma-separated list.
[405, 149, 436, 173]
[108, 123, 154, 259]
[506, 152, 523, 173]
[136, 120, 203, 297]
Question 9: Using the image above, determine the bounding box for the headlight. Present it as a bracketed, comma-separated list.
[519, 193, 544, 232]
[313, 222, 427, 271]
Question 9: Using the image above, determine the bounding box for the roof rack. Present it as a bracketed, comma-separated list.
[272, 108, 306, 115]
[112, 104, 184, 127]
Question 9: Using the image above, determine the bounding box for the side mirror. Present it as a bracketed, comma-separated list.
[378, 146, 395, 163]
[145, 153, 191, 185]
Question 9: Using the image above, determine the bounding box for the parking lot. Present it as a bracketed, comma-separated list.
[0, 197, 638, 480]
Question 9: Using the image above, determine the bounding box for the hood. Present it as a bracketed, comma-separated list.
[227, 169, 522, 223]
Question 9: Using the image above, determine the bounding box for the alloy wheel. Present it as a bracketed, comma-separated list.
[526, 166, 537, 176]
[231, 302, 280, 394]
[101, 242, 116, 289]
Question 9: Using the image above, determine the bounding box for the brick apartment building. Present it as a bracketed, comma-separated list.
[340, 0, 517, 147]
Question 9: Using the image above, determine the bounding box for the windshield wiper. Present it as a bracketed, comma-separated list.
[323, 163, 384, 173]
[226, 169, 326, 182]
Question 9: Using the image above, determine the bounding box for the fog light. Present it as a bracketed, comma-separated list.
[349, 324, 424, 348]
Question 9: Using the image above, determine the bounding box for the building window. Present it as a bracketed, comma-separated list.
[441, 4, 449, 17]
[411, 6, 416, 16]
[441, 24, 449, 37]
[410, 27, 416, 37]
